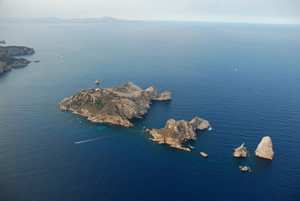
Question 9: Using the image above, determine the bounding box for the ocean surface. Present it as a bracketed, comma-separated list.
[0, 22, 300, 201]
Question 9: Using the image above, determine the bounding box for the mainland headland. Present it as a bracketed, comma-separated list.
[0, 45, 35, 74]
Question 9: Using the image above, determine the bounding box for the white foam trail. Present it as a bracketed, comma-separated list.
[208, 127, 212, 131]
[74, 138, 99, 144]
[74, 136, 110, 144]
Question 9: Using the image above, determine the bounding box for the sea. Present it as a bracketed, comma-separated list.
[0, 21, 300, 201]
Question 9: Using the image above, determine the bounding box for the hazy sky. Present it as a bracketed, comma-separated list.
[0, 0, 300, 24]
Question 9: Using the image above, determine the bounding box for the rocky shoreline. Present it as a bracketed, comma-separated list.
[59, 80, 275, 170]
[59, 82, 171, 127]
[146, 117, 210, 151]
[0, 45, 35, 74]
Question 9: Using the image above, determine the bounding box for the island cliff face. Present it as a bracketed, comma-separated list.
[59, 82, 171, 127]
[255, 136, 274, 160]
[0, 46, 35, 74]
[233, 143, 250, 158]
[148, 117, 210, 151]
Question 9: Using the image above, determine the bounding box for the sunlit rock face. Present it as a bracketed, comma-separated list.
[148, 117, 210, 151]
[59, 82, 171, 127]
[255, 136, 274, 160]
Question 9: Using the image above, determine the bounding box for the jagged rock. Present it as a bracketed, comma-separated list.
[239, 166, 251, 172]
[0, 46, 34, 56]
[148, 117, 209, 151]
[200, 152, 208, 158]
[255, 136, 274, 160]
[233, 143, 250, 158]
[59, 82, 171, 127]
[142, 127, 150, 133]
[188, 145, 194, 149]
[0, 45, 34, 74]
[190, 117, 210, 130]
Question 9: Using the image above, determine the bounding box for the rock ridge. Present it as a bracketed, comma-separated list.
[59, 82, 171, 127]
[148, 117, 210, 151]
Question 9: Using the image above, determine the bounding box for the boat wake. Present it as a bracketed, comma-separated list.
[44, 53, 64, 59]
[74, 137, 107, 144]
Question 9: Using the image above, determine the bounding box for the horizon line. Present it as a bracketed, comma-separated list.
[0, 16, 299, 25]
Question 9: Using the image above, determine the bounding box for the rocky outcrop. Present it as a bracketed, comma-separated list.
[233, 143, 250, 158]
[59, 82, 171, 127]
[255, 136, 274, 160]
[0, 40, 5, 44]
[0, 45, 34, 74]
[239, 166, 251, 172]
[0, 46, 34, 56]
[148, 117, 209, 151]
[200, 152, 208, 158]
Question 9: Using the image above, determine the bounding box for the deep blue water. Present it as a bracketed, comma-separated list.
[0, 22, 300, 201]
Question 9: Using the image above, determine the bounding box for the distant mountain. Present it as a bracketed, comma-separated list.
[0, 16, 130, 23]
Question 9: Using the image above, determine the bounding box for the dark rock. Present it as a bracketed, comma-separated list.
[0, 45, 34, 74]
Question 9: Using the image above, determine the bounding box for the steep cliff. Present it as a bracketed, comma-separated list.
[59, 82, 171, 127]
[148, 117, 210, 151]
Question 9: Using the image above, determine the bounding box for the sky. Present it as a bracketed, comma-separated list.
[0, 0, 300, 24]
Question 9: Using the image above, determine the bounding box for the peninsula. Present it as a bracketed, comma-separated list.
[59, 82, 171, 127]
[0, 46, 35, 74]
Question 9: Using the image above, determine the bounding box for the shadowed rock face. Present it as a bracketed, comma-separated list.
[255, 136, 274, 160]
[0, 46, 34, 74]
[233, 143, 250, 158]
[59, 82, 171, 127]
[0, 46, 34, 56]
[148, 117, 210, 151]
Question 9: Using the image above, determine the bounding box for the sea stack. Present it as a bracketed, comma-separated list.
[233, 143, 250, 158]
[255, 136, 274, 160]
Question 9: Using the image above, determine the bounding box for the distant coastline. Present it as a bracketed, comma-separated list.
[0, 16, 133, 24]
[0, 45, 35, 74]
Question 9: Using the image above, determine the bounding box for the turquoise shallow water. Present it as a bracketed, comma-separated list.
[0, 22, 300, 200]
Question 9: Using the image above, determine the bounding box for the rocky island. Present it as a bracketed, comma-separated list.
[147, 117, 210, 151]
[59, 82, 171, 127]
[255, 136, 274, 160]
[0, 46, 35, 74]
[233, 143, 250, 158]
